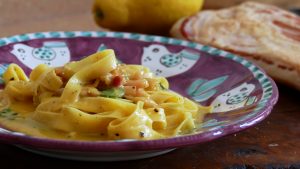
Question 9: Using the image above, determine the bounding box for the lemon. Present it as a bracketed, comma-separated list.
[93, 0, 204, 35]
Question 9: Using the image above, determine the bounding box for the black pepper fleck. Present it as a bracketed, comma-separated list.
[154, 108, 159, 113]
[139, 131, 145, 137]
[115, 133, 120, 136]
[9, 77, 14, 81]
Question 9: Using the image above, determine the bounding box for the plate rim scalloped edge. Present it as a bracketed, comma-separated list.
[0, 31, 279, 152]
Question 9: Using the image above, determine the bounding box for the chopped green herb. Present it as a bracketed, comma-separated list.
[0, 109, 18, 120]
[159, 83, 167, 90]
[101, 87, 125, 98]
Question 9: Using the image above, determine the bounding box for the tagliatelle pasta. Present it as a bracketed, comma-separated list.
[0, 49, 211, 140]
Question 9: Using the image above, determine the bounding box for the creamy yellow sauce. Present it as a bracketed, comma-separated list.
[0, 101, 208, 141]
[0, 102, 110, 141]
[0, 50, 211, 141]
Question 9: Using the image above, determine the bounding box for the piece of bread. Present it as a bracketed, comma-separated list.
[204, 0, 300, 10]
[171, 1, 300, 90]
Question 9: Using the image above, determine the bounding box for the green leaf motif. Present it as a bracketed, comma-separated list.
[192, 89, 216, 102]
[187, 79, 205, 96]
[187, 75, 228, 102]
[97, 44, 107, 51]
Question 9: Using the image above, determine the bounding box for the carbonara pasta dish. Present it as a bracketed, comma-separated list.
[0, 49, 211, 140]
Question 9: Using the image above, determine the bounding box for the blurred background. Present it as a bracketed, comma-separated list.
[0, 0, 98, 37]
[0, 0, 300, 37]
[204, 0, 300, 9]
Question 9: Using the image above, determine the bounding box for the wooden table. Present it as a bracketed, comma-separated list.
[0, 0, 299, 168]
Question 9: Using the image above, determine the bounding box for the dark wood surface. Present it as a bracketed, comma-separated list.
[0, 1, 299, 168]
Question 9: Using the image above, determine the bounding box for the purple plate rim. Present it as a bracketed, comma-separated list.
[0, 31, 279, 152]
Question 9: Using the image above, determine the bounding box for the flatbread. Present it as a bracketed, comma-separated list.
[171, 1, 300, 90]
